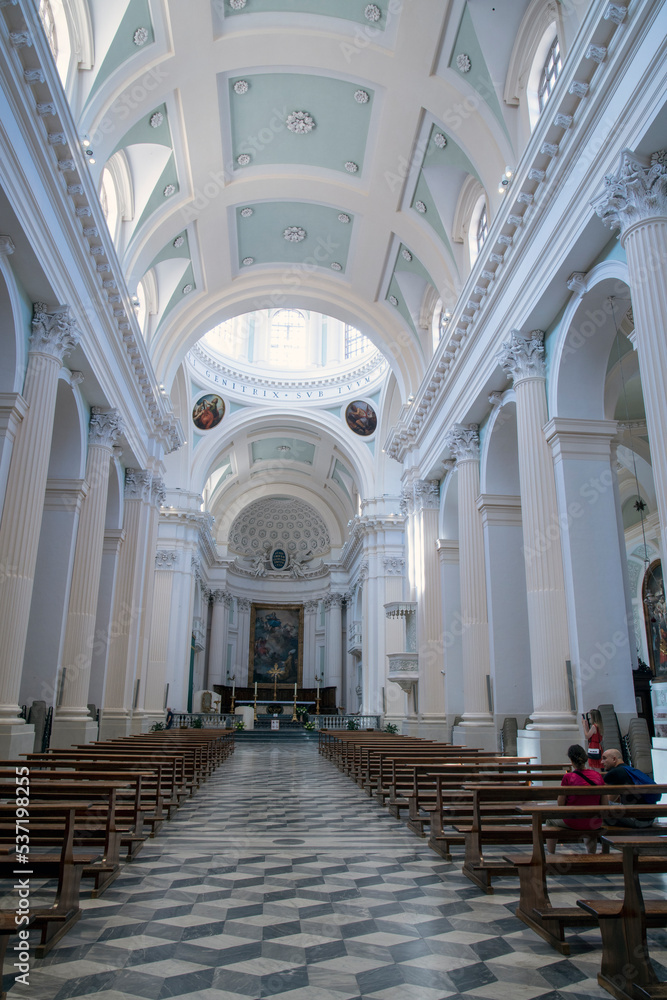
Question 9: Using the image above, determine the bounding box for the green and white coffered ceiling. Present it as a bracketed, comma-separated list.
[217, 1, 388, 31]
[224, 73, 374, 175]
[235, 201, 353, 272]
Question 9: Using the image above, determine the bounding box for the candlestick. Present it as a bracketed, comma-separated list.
[292, 681, 298, 721]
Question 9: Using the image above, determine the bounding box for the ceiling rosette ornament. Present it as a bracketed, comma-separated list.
[330, 262, 342, 271]
[286, 111, 316, 134]
[283, 227, 306, 242]
[233, 80, 249, 94]
[163, 184, 176, 197]
[354, 90, 370, 104]
[338, 213, 350, 223]
[133, 27, 149, 46]
[345, 161, 359, 173]
[456, 53, 471, 73]
[173, 235, 185, 248]
[242, 257, 254, 266]
[415, 201, 426, 213]
[401, 249, 412, 261]
[149, 112, 164, 128]
[365, 4, 381, 21]
[229, 0, 247, 9]
[237, 153, 251, 166]
[389, 295, 398, 307]
[240, 207, 253, 217]
[434, 132, 447, 148]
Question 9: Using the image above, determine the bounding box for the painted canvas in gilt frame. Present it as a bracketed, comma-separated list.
[249, 604, 304, 687]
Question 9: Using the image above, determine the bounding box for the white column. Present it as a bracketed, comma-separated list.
[477, 494, 533, 726]
[437, 538, 464, 730]
[446, 424, 495, 748]
[497, 332, 577, 739]
[0, 394, 28, 515]
[89, 527, 125, 711]
[592, 149, 667, 562]
[544, 418, 638, 733]
[208, 590, 232, 689]
[99, 469, 153, 740]
[412, 480, 447, 738]
[236, 597, 252, 685]
[303, 600, 318, 688]
[132, 476, 164, 732]
[51, 409, 122, 748]
[144, 549, 177, 724]
[0, 303, 79, 756]
[324, 593, 344, 703]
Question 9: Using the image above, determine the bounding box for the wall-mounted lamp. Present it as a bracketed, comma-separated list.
[498, 166, 513, 194]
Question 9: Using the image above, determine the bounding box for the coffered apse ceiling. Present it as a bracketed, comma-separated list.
[67, 0, 540, 536]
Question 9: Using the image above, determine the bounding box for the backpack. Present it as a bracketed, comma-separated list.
[623, 765, 661, 804]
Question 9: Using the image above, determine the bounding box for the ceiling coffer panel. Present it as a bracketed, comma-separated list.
[228, 496, 331, 556]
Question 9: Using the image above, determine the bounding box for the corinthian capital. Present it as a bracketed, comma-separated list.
[30, 303, 81, 361]
[497, 330, 546, 384]
[151, 476, 167, 509]
[124, 468, 151, 501]
[445, 423, 479, 463]
[413, 479, 440, 511]
[89, 407, 123, 448]
[591, 149, 667, 237]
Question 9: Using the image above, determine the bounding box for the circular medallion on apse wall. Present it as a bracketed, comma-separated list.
[345, 400, 377, 437]
[192, 394, 225, 431]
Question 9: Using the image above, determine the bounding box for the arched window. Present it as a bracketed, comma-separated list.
[345, 324, 370, 360]
[476, 203, 488, 253]
[269, 310, 307, 368]
[99, 167, 120, 244]
[538, 36, 562, 113]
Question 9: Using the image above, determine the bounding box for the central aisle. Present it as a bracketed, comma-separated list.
[17, 743, 616, 1000]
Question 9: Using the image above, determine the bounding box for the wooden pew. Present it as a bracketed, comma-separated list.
[506, 799, 667, 953]
[0, 802, 91, 957]
[578, 835, 667, 1000]
[0, 776, 132, 894]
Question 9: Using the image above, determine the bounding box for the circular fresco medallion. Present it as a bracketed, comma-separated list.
[345, 399, 377, 437]
[192, 393, 225, 431]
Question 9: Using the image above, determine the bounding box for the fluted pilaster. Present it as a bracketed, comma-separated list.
[0, 304, 80, 749]
[497, 331, 574, 727]
[593, 151, 667, 561]
[51, 409, 122, 746]
[446, 425, 493, 727]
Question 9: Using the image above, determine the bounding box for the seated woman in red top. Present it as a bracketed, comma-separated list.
[545, 744, 607, 855]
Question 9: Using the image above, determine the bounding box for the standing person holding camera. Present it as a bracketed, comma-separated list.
[582, 708, 603, 770]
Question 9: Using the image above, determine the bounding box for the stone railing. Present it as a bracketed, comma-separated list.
[173, 713, 236, 729]
[316, 715, 380, 730]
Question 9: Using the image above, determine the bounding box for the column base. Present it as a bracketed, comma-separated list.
[526, 711, 578, 730]
[98, 710, 132, 740]
[517, 726, 579, 765]
[50, 716, 98, 749]
[452, 722, 497, 752]
[0, 722, 35, 758]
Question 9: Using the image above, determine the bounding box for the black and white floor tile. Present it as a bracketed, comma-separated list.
[7, 743, 667, 1000]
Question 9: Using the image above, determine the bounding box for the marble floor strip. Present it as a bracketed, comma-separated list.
[6, 743, 667, 1000]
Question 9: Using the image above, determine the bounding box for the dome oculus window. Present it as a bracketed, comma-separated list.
[538, 36, 562, 114]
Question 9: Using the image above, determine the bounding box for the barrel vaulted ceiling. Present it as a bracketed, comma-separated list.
[70, 0, 539, 526]
[79, 0, 529, 384]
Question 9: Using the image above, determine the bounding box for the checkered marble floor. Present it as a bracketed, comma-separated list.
[7, 743, 667, 1000]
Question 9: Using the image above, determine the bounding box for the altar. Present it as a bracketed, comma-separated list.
[236, 700, 314, 717]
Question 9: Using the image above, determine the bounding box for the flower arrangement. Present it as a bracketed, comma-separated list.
[150, 721, 165, 732]
[303, 721, 316, 731]
[190, 717, 203, 729]
[346, 718, 359, 731]
[384, 723, 399, 734]
[235, 720, 245, 731]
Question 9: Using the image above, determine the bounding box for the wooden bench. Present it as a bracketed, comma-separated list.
[0, 913, 36, 1000]
[505, 798, 667, 953]
[0, 776, 133, 895]
[0, 801, 91, 957]
[577, 835, 667, 1000]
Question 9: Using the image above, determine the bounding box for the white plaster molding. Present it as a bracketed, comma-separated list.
[592, 149, 667, 239]
[497, 329, 546, 384]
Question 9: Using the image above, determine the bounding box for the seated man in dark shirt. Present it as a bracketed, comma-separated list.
[601, 747, 654, 827]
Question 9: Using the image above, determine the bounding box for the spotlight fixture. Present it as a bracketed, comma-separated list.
[498, 166, 513, 194]
[81, 135, 95, 163]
